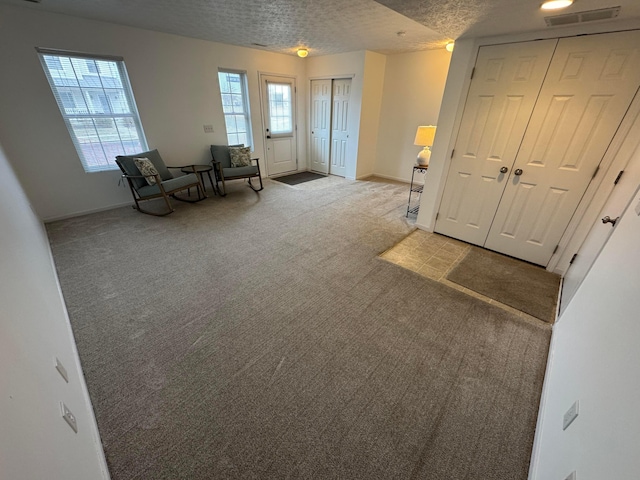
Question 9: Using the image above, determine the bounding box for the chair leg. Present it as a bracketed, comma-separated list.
[207, 171, 217, 195]
[218, 176, 227, 197]
[161, 190, 175, 214]
[248, 160, 264, 192]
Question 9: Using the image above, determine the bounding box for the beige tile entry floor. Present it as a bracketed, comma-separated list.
[380, 229, 540, 323]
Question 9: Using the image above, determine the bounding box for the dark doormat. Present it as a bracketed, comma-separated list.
[272, 171, 326, 185]
[447, 247, 561, 323]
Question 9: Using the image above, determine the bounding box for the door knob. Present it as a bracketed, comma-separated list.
[500, 166, 508, 173]
[514, 168, 523, 176]
[602, 216, 619, 226]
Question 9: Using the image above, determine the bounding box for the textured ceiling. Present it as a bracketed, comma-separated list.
[377, 0, 640, 40]
[3, 0, 640, 56]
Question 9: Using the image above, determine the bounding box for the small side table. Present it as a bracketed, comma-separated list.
[407, 165, 428, 217]
[182, 164, 216, 195]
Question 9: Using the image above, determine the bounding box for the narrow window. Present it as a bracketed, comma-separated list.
[218, 70, 253, 148]
[37, 48, 148, 173]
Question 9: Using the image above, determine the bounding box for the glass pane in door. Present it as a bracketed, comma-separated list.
[267, 82, 293, 135]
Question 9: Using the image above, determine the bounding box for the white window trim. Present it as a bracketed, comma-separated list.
[36, 48, 148, 173]
[218, 69, 253, 149]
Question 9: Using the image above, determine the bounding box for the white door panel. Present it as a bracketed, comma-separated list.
[330, 79, 351, 177]
[310, 79, 331, 174]
[485, 31, 640, 265]
[436, 39, 558, 245]
[261, 75, 297, 176]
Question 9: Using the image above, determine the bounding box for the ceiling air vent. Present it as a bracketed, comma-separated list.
[545, 6, 620, 27]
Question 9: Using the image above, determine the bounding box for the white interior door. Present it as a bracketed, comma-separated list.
[310, 79, 331, 174]
[435, 40, 558, 246]
[330, 79, 351, 177]
[485, 30, 640, 265]
[560, 105, 640, 313]
[261, 74, 297, 176]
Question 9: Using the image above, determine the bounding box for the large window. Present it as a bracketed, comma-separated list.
[37, 48, 148, 173]
[218, 70, 253, 148]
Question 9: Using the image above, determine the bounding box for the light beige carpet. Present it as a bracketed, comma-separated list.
[47, 178, 551, 479]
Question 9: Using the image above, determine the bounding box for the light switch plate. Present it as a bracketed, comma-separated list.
[563, 400, 579, 430]
[203, 124, 214, 133]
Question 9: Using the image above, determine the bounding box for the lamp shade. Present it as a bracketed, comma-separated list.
[414, 125, 436, 146]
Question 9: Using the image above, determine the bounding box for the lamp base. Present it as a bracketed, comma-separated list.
[417, 146, 431, 166]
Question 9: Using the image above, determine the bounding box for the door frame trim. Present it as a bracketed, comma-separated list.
[257, 71, 299, 177]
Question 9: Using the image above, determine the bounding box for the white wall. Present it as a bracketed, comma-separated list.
[355, 51, 387, 179]
[374, 49, 451, 183]
[530, 185, 640, 480]
[0, 143, 109, 480]
[0, 5, 306, 221]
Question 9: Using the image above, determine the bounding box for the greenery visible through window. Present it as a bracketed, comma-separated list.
[37, 49, 148, 173]
[218, 70, 253, 148]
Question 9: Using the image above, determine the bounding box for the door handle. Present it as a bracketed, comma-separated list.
[514, 168, 523, 176]
[602, 216, 619, 227]
[266, 135, 271, 139]
[500, 166, 508, 173]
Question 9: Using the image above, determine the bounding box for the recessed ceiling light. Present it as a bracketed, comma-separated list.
[297, 48, 309, 58]
[541, 0, 574, 10]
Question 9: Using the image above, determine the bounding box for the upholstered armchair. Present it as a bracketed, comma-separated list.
[209, 145, 263, 196]
[116, 149, 206, 216]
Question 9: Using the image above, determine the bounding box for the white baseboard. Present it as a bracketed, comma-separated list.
[372, 172, 412, 184]
[43, 201, 132, 223]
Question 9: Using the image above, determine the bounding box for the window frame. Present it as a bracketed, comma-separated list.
[36, 48, 148, 173]
[217, 69, 253, 149]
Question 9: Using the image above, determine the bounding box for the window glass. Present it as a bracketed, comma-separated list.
[218, 71, 253, 148]
[38, 51, 147, 172]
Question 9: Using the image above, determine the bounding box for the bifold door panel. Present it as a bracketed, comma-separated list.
[309, 78, 351, 177]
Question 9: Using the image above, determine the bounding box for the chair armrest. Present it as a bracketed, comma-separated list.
[120, 173, 162, 183]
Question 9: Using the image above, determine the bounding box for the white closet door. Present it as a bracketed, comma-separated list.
[310, 79, 331, 174]
[485, 30, 640, 266]
[330, 79, 351, 177]
[435, 40, 558, 245]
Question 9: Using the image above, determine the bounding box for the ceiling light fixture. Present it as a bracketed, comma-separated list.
[297, 48, 309, 58]
[445, 42, 455, 52]
[541, 0, 574, 10]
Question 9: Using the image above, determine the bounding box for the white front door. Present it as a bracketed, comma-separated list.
[330, 79, 351, 178]
[484, 31, 640, 265]
[310, 79, 331, 174]
[435, 40, 558, 246]
[261, 74, 297, 176]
